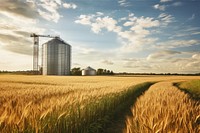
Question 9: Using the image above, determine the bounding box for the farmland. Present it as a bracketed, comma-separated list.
[0, 75, 199, 133]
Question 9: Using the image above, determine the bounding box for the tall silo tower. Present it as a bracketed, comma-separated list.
[42, 38, 71, 75]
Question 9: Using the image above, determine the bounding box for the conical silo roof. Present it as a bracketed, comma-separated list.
[84, 66, 95, 71]
[44, 37, 70, 46]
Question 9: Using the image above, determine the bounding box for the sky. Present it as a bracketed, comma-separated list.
[0, 0, 200, 74]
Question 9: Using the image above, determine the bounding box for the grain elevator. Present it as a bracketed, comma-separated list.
[42, 38, 71, 75]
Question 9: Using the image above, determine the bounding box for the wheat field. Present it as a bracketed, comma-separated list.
[0, 75, 199, 132]
[124, 81, 200, 133]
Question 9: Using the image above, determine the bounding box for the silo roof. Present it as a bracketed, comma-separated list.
[44, 38, 70, 46]
[84, 66, 95, 71]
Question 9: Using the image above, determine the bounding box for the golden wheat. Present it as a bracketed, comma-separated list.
[124, 81, 200, 133]
[0, 75, 199, 132]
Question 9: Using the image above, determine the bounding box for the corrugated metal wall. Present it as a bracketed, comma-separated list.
[42, 38, 71, 75]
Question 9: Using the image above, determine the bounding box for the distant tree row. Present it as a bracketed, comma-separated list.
[70, 68, 114, 76]
[71, 67, 82, 75]
[96, 68, 114, 75]
[0, 70, 40, 75]
[1, 70, 200, 76]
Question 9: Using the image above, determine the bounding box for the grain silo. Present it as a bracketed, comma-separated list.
[42, 37, 71, 75]
[82, 66, 96, 76]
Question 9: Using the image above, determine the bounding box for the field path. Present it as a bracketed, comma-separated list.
[125, 81, 200, 133]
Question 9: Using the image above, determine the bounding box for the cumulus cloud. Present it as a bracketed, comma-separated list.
[101, 60, 114, 65]
[96, 12, 104, 16]
[63, 3, 77, 9]
[75, 13, 160, 52]
[75, 15, 93, 25]
[153, 4, 166, 11]
[119, 16, 160, 52]
[37, 0, 77, 23]
[37, 0, 63, 23]
[172, 2, 182, 6]
[192, 54, 200, 59]
[160, 0, 172, 2]
[75, 14, 120, 34]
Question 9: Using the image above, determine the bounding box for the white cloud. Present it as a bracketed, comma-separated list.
[75, 15, 93, 25]
[93, 16, 121, 33]
[75, 14, 120, 34]
[0, 14, 45, 55]
[186, 61, 200, 68]
[123, 21, 134, 26]
[36, 0, 77, 23]
[147, 50, 181, 60]
[129, 13, 134, 16]
[188, 14, 195, 20]
[153, 4, 166, 11]
[101, 60, 114, 65]
[172, 2, 182, 6]
[119, 17, 127, 21]
[144, 51, 200, 73]
[96, 12, 104, 16]
[0, 0, 77, 23]
[156, 40, 200, 49]
[118, 0, 131, 7]
[153, 1, 182, 11]
[37, 0, 62, 23]
[192, 54, 200, 59]
[192, 32, 200, 35]
[75, 13, 160, 52]
[158, 13, 174, 26]
[160, 0, 172, 2]
[118, 16, 160, 52]
[63, 3, 77, 9]
[0, 0, 39, 19]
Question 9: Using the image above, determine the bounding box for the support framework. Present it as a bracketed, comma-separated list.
[30, 33, 59, 71]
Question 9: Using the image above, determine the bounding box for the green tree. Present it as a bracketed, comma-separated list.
[71, 67, 82, 75]
[97, 68, 104, 75]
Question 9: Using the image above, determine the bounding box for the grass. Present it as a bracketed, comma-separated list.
[124, 81, 200, 133]
[175, 80, 200, 99]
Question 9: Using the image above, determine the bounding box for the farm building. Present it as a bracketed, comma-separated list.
[42, 38, 71, 75]
[82, 66, 96, 76]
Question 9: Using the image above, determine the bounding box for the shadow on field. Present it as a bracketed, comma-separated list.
[174, 82, 200, 101]
[103, 82, 155, 133]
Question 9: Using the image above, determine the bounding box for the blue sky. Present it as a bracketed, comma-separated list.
[0, 0, 200, 73]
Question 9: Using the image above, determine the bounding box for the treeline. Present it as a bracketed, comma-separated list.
[117, 72, 200, 76]
[96, 68, 114, 75]
[1, 70, 200, 76]
[0, 70, 40, 75]
[71, 67, 114, 76]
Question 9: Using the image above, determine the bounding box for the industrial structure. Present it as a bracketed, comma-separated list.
[30, 33, 59, 71]
[42, 38, 71, 75]
[82, 66, 96, 76]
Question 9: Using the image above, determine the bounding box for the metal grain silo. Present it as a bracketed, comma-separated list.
[82, 66, 96, 76]
[42, 38, 71, 75]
